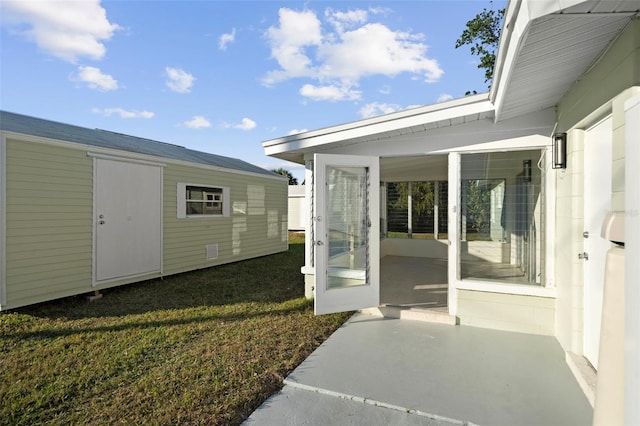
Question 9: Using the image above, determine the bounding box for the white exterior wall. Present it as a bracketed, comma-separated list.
[553, 18, 639, 355]
[287, 185, 306, 231]
[624, 94, 640, 426]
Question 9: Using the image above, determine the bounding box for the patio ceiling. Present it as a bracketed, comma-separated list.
[492, 0, 639, 121]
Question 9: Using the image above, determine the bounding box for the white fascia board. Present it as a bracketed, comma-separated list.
[263, 94, 493, 156]
[491, 0, 590, 121]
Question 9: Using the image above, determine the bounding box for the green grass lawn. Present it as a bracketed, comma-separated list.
[0, 234, 351, 425]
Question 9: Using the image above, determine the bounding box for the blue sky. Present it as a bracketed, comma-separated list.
[1, 0, 505, 183]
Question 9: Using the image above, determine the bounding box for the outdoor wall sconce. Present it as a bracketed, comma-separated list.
[552, 133, 567, 169]
[523, 160, 532, 182]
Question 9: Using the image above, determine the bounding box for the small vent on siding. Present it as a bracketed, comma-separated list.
[206, 244, 219, 260]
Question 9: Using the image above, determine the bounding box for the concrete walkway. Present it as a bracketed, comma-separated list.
[244, 313, 592, 426]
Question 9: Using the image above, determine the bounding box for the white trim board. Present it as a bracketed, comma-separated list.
[0, 135, 6, 307]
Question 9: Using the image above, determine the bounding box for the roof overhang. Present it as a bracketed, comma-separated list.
[263, 94, 495, 164]
[491, 0, 639, 121]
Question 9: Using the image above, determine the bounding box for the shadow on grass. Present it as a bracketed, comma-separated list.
[2, 299, 312, 341]
[11, 243, 307, 321]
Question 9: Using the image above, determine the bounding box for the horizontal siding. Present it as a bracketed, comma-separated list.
[4, 138, 94, 308]
[162, 163, 288, 275]
[2, 136, 287, 310]
[557, 19, 640, 132]
[457, 289, 555, 335]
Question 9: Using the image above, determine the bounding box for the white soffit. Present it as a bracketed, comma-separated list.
[263, 94, 495, 163]
[493, 0, 639, 121]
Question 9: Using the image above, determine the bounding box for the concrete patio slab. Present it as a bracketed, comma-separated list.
[244, 312, 592, 426]
[244, 385, 460, 426]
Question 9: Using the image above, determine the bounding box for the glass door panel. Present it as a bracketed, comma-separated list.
[327, 166, 368, 289]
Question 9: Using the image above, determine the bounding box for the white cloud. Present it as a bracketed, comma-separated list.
[237, 117, 256, 130]
[262, 8, 322, 86]
[1, 0, 120, 63]
[219, 28, 236, 50]
[184, 116, 211, 129]
[223, 117, 257, 131]
[325, 8, 368, 33]
[263, 7, 443, 101]
[299, 84, 361, 101]
[74, 66, 118, 91]
[288, 128, 308, 135]
[437, 93, 454, 103]
[318, 23, 442, 83]
[359, 102, 402, 118]
[165, 67, 195, 93]
[92, 108, 154, 119]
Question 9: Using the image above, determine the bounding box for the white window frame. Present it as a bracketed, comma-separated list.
[177, 182, 230, 219]
[448, 148, 557, 304]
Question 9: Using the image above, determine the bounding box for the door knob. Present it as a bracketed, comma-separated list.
[316, 241, 323, 246]
[583, 231, 589, 238]
[578, 252, 589, 260]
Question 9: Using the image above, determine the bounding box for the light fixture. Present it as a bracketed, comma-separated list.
[552, 133, 567, 169]
[523, 160, 532, 182]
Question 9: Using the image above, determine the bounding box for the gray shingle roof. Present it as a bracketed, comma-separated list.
[0, 111, 277, 177]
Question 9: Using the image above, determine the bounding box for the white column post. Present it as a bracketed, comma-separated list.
[407, 181, 413, 239]
[448, 152, 460, 317]
[624, 95, 640, 426]
[434, 181, 440, 240]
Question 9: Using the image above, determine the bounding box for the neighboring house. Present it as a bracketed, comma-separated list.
[263, 0, 639, 423]
[0, 111, 288, 311]
[287, 185, 306, 231]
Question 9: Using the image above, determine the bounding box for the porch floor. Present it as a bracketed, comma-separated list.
[380, 256, 448, 308]
[244, 312, 593, 425]
[380, 255, 533, 310]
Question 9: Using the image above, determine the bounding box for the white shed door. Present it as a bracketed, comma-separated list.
[314, 154, 379, 315]
[95, 159, 162, 283]
[583, 116, 612, 369]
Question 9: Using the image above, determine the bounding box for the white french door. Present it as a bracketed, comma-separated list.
[314, 154, 379, 315]
[94, 158, 162, 283]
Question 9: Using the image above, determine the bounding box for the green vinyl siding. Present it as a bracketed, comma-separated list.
[162, 164, 288, 275]
[4, 138, 94, 308]
[1, 135, 287, 310]
[557, 19, 640, 133]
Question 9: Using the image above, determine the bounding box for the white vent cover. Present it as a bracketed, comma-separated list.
[206, 244, 219, 260]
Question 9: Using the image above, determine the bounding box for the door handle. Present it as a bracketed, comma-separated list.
[99, 220, 106, 225]
[583, 231, 589, 239]
[316, 241, 323, 246]
[578, 252, 589, 260]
